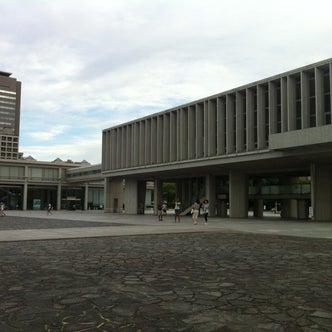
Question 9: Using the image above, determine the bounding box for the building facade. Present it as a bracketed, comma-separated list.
[102, 58, 332, 221]
[0, 158, 104, 211]
[0, 71, 21, 160]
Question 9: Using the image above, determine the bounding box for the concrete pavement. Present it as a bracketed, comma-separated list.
[0, 211, 331, 331]
[1, 210, 332, 241]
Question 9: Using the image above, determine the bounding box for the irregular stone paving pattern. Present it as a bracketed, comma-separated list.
[0, 231, 331, 331]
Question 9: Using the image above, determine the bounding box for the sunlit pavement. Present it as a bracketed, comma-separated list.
[1, 209, 332, 241]
[0, 211, 331, 331]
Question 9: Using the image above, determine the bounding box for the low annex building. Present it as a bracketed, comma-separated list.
[102, 58, 332, 221]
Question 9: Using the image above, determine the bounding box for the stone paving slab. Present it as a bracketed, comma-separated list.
[0, 216, 127, 230]
[0, 230, 332, 331]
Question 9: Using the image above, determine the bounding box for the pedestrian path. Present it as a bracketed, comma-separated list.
[0, 211, 331, 331]
[0, 210, 331, 241]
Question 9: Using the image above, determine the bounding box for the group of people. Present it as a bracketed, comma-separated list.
[191, 199, 209, 225]
[156, 198, 209, 224]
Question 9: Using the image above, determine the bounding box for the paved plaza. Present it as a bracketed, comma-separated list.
[0, 211, 331, 331]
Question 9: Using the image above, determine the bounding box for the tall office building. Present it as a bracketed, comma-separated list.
[0, 71, 21, 159]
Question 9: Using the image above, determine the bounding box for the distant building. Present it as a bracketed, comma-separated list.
[102, 58, 332, 221]
[0, 71, 22, 159]
[0, 71, 104, 211]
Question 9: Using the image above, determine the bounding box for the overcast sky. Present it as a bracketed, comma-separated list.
[1, 0, 332, 164]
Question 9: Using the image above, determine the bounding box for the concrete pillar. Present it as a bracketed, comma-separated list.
[301, 71, 310, 129]
[84, 183, 89, 210]
[287, 75, 296, 131]
[208, 99, 217, 156]
[57, 183, 61, 210]
[157, 116, 163, 163]
[196, 103, 204, 158]
[315, 67, 324, 126]
[154, 179, 163, 215]
[205, 174, 216, 216]
[253, 199, 264, 217]
[163, 114, 170, 162]
[226, 94, 235, 154]
[229, 170, 248, 218]
[236, 92, 245, 153]
[311, 163, 332, 221]
[217, 200, 228, 217]
[170, 111, 177, 162]
[139, 121, 145, 166]
[23, 182, 28, 211]
[269, 81, 277, 134]
[137, 180, 146, 214]
[257, 85, 265, 149]
[188, 106, 195, 159]
[281, 77, 288, 132]
[104, 178, 123, 213]
[217, 97, 226, 155]
[144, 120, 151, 165]
[246, 88, 255, 151]
[126, 125, 132, 167]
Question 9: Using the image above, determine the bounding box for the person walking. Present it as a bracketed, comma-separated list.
[174, 199, 181, 222]
[201, 199, 209, 224]
[47, 203, 53, 215]
[191, 200, 200, 225]
[0, 201, 6, 217]
[157, 202, 163, 221]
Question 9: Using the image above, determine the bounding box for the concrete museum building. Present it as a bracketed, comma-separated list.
[102, 58, 332, 221]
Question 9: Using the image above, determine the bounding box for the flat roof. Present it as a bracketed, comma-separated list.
[0, 71, 12, 77]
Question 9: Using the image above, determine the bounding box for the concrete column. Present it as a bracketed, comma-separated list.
[301, 71, 310, 129]
[137, 181, 146, 214]
[157, 116, 163, 163]
[208, 99, 217, 156]
[226, 94, 235, 154]
[180, 108, 188, 160]
[116, 128, 121, 169]
[188, 106, 195, 159]
[163, 114, 170, 162]
[84, 183, 89, 210]
[104, 178, 112, 212]
[229, 170, 248, 218]
[287, 75, 296, 131]
[23, 182, 28, 210]
[246, 88, 255, 151]
[139, 121, 145, 166]
[126, 125, 132, 167]
[217, 97, 226, 155]
[57, 183, 61, 210]
[151, 118, 157, 164]
[281, 77, 288, 132]
[281, 199, 298, 219]
[121, 127, 126, 168]
[22, 165, 29, 210]
[104, 178, 123, 213]
[205, 174, 216, 216]
[311, 163, 332, 221]
[315, 67, 324, 126]
[330, 63, 332, 120]
[196, 103, 204, 158]
[253, 199, 264, 217]
[236, 92, 244, 153]
[170, 111, 177, 162]
[177, 109, 182, 161]
[144, 120, 151, 165]
[269, 81, 277, 134]
[154, 179, 163, 215]
[257, 85, 265, 149]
